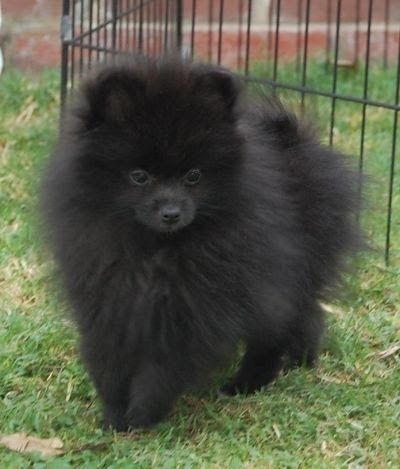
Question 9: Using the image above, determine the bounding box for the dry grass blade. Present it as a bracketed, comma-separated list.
[376, 344, 400, 360]
[320, 302, 346, 317]
[14, 97, 38, 125]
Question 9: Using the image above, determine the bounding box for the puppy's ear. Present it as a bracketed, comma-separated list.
[80, 68, 145, 129]
[193, 66, 243, 112]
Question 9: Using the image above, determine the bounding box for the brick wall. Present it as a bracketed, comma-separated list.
[1, 1, 399, 71]
[2, 0, 60, 70]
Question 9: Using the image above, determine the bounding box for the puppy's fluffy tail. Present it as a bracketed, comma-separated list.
[247, 95, 317, 148]
[248, 95, 364, 296]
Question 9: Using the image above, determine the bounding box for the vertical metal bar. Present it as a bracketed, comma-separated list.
[60, 0, 71, 111]
[158, 0, 163, 55]
[296, 0, 303, 74]
[79, 0, 84, 76]
[126, 0, 130, 52]
[164, 0, 170, 53]
[152, 0, 157, 54]
[118, 0, 123, 52]
[134, 0, 136, 52]
[104, 0, 109, 62]
[190, 0, 197, 58]
[96, 0, 101, 61]
[300, 0, 311, 108]
[329, 0, 342, 146]
[272, 0, 281, 83]
[267, 0, 274, 70]
[111, 0, 118, 57]
[325, 0, 331, 68]
[385, 30, 400, 264]
[217, 0, 224, 64]
[207, 0, 213, 62]
[145, 0, 150, 54]
[359, 0, 373, 173]
[169, 0, 173, 48]
[176, 0, 183, 51]
[237, 0, 244, 70]
[244, 0, 252, 75]
[383, 0, 390, 68]
[133, 0, 138, 53]
[355, 0, 360, 65]
[138, 0, 144, 52]
[170, 0, 175, 49]
[70, 0, 76, 89]
[88, 0, 94, 68]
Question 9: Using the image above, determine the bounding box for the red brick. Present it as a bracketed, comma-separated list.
[7, 31, 60, 70]
[2, 0, 60, 17]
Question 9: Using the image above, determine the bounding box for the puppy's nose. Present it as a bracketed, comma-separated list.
[161, 206, 181, 224]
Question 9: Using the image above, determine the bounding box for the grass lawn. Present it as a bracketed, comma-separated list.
[0, 66, 399, 467]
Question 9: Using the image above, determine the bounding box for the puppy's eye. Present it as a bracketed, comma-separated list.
[184, 169, 202, 185]
[129, 170, 150, 185]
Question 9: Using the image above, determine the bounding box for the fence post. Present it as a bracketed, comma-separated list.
[60, 0, 71, 112]
[176, 0, 183, 51]
[112, 0, 118, 56]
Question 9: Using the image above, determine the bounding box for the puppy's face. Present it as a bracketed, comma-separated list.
[96, 132, 242, 235]
[76, 61, 244, 235]
[123, 167, 202, 234]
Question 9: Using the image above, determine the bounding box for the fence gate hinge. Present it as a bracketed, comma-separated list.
[60, 15, 72, 42]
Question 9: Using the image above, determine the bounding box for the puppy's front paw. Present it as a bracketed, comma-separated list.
[103, 406, 129, 432]
[125, 405, 166, 430]
[219, 380, 252, 396]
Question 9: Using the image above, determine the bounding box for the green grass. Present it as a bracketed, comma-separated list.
[0, 65, 399, 467]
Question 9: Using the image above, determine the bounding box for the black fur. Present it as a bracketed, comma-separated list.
[41, 57, 360, 431]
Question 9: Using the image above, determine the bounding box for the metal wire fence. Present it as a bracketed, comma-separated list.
[60, 0, 400, 263]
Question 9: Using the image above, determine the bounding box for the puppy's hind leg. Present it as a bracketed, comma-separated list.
[286, 300, 325, 369]
[220, 340, 284, 396]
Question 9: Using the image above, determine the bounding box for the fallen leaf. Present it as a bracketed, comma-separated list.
[0, 433, 64, 458]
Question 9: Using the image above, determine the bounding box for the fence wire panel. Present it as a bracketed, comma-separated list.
[61, 0, 400, 263]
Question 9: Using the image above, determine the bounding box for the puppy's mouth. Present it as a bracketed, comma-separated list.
[156, 210, 195, 235]
[158, 221, 186, 235]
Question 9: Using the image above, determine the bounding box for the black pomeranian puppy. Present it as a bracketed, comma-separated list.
[42, 57, 360, 431]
